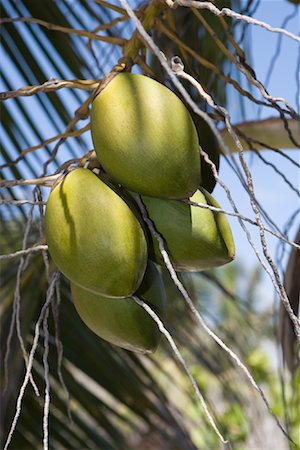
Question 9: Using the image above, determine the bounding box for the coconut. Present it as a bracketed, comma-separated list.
[91, 73, 201, 199]
[45, 168, 148, 297]
[141, 188, 235, 271]
[71, 261, 166, 354]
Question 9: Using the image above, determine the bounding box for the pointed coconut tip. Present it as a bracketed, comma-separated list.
[71, 260, 166, 354]
[142, 188, 235, 272]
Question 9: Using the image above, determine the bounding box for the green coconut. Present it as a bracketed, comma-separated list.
[71, 261, 166, 353]
[141, 188, 235, 271]
[45, 168, 148, 297]
[91, 72, 201, 199]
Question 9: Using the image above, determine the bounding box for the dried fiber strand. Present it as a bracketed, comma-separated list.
[0, 245, 48, 260]
[35, 186, 62, 443]
[252, 149, 300, 197]
[55, 158, 82, 173]
[275, 211, 300, 433]
[35, 187, 50, 280]
[4, 270, 60, 450]
[3, 200, 40, 396]
[0, 79, 99, 101]
[42, 307, 50, 450]
[235, 49, 298, 120]
[220, 152, 284, 236]
[0, 198, 47, 206]
[94, 0, 127, 15]
[277, 110, 300, 149]
[166, 1, 300, 44]
[52, 279, 73, 423]
[132, 296, 231, 448]
[88, 38, 106, 77]
[0, 175, 60, 188]
[86, 14, 125, 78]
[232, 130, 300, 168]
[90, 12, 128, 34]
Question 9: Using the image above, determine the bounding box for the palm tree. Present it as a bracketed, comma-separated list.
[1, 1, 299, 449]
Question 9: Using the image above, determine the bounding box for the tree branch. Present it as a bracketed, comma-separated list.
[0, 175, 60, 188]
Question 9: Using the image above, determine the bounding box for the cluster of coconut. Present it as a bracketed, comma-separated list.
[45, 73, 235, 354]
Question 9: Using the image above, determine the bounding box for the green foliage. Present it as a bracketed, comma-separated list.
[219, 404, 249, 447]
[246, 348, 271, 383]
